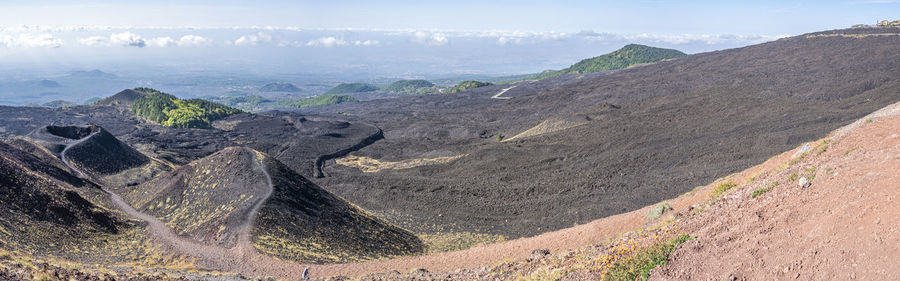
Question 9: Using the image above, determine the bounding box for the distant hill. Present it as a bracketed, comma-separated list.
[94, 89, 148, 107]
[259, 82, 302, 92]
[82, 97, 102, 105]
[535, 44, 686, 79]
[68, 69, 117, 79]
[325, 83, 378, 94]
[130, 87, 242, 129]
[383, 79, 436, 94]
[223, 95, 273, 107]
[41, 100, 77, 108]
[280, 94, 358, 108]
[445, 80, 492, 93]
[39, 80, 62, 87]
[118, 147, 424, 262]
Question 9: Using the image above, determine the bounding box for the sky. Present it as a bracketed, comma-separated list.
[1, 0, 897, 34]
[0, 0, 898, 79]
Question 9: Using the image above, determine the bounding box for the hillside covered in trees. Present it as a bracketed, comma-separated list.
[130, 87, 242, 128]
[383, 79, 437, 95]
[445, 80, 492, 93]
[534, 44, 686, 79]
[325, 83, 379, 94]
[279, 94, 358, 108]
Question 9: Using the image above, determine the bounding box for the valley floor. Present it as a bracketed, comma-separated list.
[328, 101, 900, 280]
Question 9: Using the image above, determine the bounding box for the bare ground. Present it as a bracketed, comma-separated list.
[651, 106, 900, 280]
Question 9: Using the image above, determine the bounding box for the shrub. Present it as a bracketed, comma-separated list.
[605, 234, 693, 281]
[788, 172, 799, 182]
[647, 203, 673, 221]
[751, 181, 777, 198]
[709, 181, 736, 198]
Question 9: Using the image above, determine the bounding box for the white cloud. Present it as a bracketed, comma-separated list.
[147, 36, 175, 47]
[78, 36, 107, 46]
[304, 37, 380, 47]
[356, 40, 379, 46]
[0, 33, 63, 48]
[77, 32, 211, 48]
[412, 31, 449, 46]
[621, 33, 782, 45]
[305, 36, 348, 47]
[109, 31, 146, 47]
[233, 32, 273, 46]
[176, 35, 211, 47]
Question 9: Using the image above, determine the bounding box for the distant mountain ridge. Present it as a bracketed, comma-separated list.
[446, 80, 492, 93]
[259, 82, 302, 92]
[383, 79, 436, 94]
[325, 83, 379, 94]
[535, 44, 686, 79]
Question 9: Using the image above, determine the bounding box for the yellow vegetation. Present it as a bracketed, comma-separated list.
[418, 231, 507, 253]
[502, 119, 587, 142]
[336, 154, 468, 173]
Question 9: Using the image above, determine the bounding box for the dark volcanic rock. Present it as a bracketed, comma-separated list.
[0, 140, 128, 255]
[27, 124, 150, 176]
[309, 27, 900, 238]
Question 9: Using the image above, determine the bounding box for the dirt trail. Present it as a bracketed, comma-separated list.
[60, 141, 306, 278]
[232, 148, 275, 255]
[58, 132, 720, 279]
[491, 85, 516, 99]
[58, 130, 96, 179]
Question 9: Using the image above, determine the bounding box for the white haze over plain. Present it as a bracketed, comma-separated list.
[0, 25, 790, 77]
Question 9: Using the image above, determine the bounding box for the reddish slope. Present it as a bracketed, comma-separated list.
[653, 109, 900, 280]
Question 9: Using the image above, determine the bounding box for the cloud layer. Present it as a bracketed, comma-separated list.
[0, 33, 62, 48]
[78, 32, 211, 48]
[0, 26, 786, 51]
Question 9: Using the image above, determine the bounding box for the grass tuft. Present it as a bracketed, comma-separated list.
[709, 181, 736, 198]
[604, 234, 693, 281]
[751, 181, 778, 198]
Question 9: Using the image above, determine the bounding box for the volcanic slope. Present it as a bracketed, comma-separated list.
[0, 140, 137, 262]
[354, 98, 900, 281]
[26, 124, 149, 176]
[311, 27, 900, 239]
[93, 89, 148, 107]
[117, 146, 424, 263]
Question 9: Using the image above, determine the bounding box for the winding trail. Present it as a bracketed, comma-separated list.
[491, 85, 516, 100]
[56, 131, 717, 279]
[60, 139, 306, 278]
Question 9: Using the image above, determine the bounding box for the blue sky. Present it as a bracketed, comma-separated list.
[1, 0, 898, 34]
[0, 1, 898, 78]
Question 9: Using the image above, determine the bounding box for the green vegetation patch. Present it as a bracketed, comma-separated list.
[647, 203, 673, 221]
[446, 80, 492, 93]
[605, 234, 693, 281]
[751, 181, 777, 198]
[535, 44, 686, 80]
[383, 79, 436, 95]
[324, 83, 378, 94]
[279, 94, 359, 108]
[131, 88, 242, 129]
[708, 181, 737, 198]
